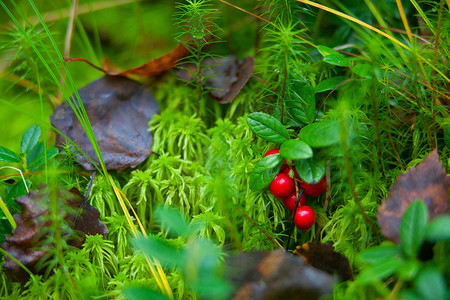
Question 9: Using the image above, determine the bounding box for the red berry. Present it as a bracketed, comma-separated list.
[264, 149, 280, 157]
[264, 149, 288, 172]
[270, 173, 295, 198]
[283, 193, 307, 211]
[293, 205, 316, 230]
[300, 176, 327, 197]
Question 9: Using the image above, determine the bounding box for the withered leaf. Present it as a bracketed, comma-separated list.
[65, 43, 190, 77]
[1, 185, 108, 282]
[50, 75, 158, 172]
[176, 56, 255, 104]
[293, 242, 353, 281]
[225, 249, 335, 300]
[378, 149, 450, 243]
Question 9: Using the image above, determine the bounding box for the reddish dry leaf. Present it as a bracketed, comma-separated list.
[225, 249, 335, 300]
[293, 242, 353, 281]
[65, 43, 190, 77]
[176, 56, 255, 103]
[50, 75, 158, 172]
[378, 149, 450, 243]
[1, 185, 108, 282]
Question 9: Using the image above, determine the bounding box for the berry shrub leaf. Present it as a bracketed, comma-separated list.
[400, 200, 428, 258]
[280, 140, 313, 160]
[425, 215, 450, 242]
[358, 244, 400, 265]
[317, 45, 351, 67]
[247, 112, 289, 143]
[315, 76, 348, 93]
[0, 147, 21, 163]
[285, 80, 315, 125]
[27, 147, 58, 170]
[416, 267, 447, 300]
[20, 125, 41, 154]
[299, 120, 340, 147]
[295, 157, 325, 184]
[249, 154, 283, 191]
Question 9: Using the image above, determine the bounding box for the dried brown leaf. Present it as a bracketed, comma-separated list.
[225, 249, 335, 300]
[378, 149, 450, 243]
[293, 242, 353, 281]
[50, 75, 158, 172]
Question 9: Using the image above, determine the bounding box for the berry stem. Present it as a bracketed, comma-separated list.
[284, 188, 305, 252]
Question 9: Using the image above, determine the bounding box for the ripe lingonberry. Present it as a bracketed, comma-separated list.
[300, 176, 326, 197]
[270, 173, 294, 198]
[293, 205, 315, 230]
[264, 149, 288, 172]
[283, 192, 307, 211]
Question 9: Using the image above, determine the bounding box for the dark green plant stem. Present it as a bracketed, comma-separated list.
[370, 76, 386, 182]
[235, 206, 279, 249]
[340, 118, 378, 239]
[280, 44, 288, 124]
[431, 0, 445, 143]
[284, 188, 305, 251]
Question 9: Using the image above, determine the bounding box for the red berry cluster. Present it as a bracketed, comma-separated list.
[265, 149, 327, 231]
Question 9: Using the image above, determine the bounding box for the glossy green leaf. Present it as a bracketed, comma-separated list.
[400, 200, 428, 258]
[358, 244, 400, 265]
[317, 45, 351, 67]
[358, 256, 400, 284]
[249, 154, 283, 191]
[315, 76, 348, 93]
[20, 125, 41, 154]
[132, 236, 185, 267]
[299, 120, 341, 147]
[295, 157, 325, 184]
[155, 206, 190, 237]
[0, 146, 20, 163]
[123, 287, 170, 300]
[247, 112, 289, 143]
[285, 80, 315, 125]
[444, 125, 450, 148]
[352, 63, 373, 78]
[280, 140, 313, 160]
[425, 216, 450, 241]
[26, 142, 44, 166]
[27, 147, 58, 170]
[397, 259, 419, 280]
[416, 267, 447, 300]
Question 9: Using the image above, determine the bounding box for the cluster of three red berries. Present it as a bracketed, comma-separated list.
[264, 149, 326, 231]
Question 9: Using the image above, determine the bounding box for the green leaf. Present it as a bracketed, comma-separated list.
[247, 112, 289, 143]
[299, 120, 341, 147]
[416, 267, 447, 300]
[123, 287, 170, 300]
[280, 140, 313, 160]
[155, 206, 190, 237]
[285, 80, 315, 125]
[396, 259, 419, 280]
[295, 157, 325, 184]
[132, 236, 185, 267]
[0, 146, 21, 163]
[317, 45, 351, 67]
[27, 147, 58, 170]
[425, 216, 450, 241]
[358, 256, 400, 284]
[444, 125, 450, 148]
[400, 200, 428, 258]
[351, 63, 373, 78]
[249, 154, 283, 191]
[358, 244, 400, 265]
[315, 76, 348, 93]
[20, 125, 41, 154]
[26, 142, 44, 166]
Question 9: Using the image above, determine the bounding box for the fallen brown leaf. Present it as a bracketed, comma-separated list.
[294, 242, 353, 281]
[225, 249, 335, 300]
[50, 75, 158, 172]
[1, 185, 108, 282]
[377, 149, 450, 243]
[65, 43, 190, 77]
[176, 56, 255, 103]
